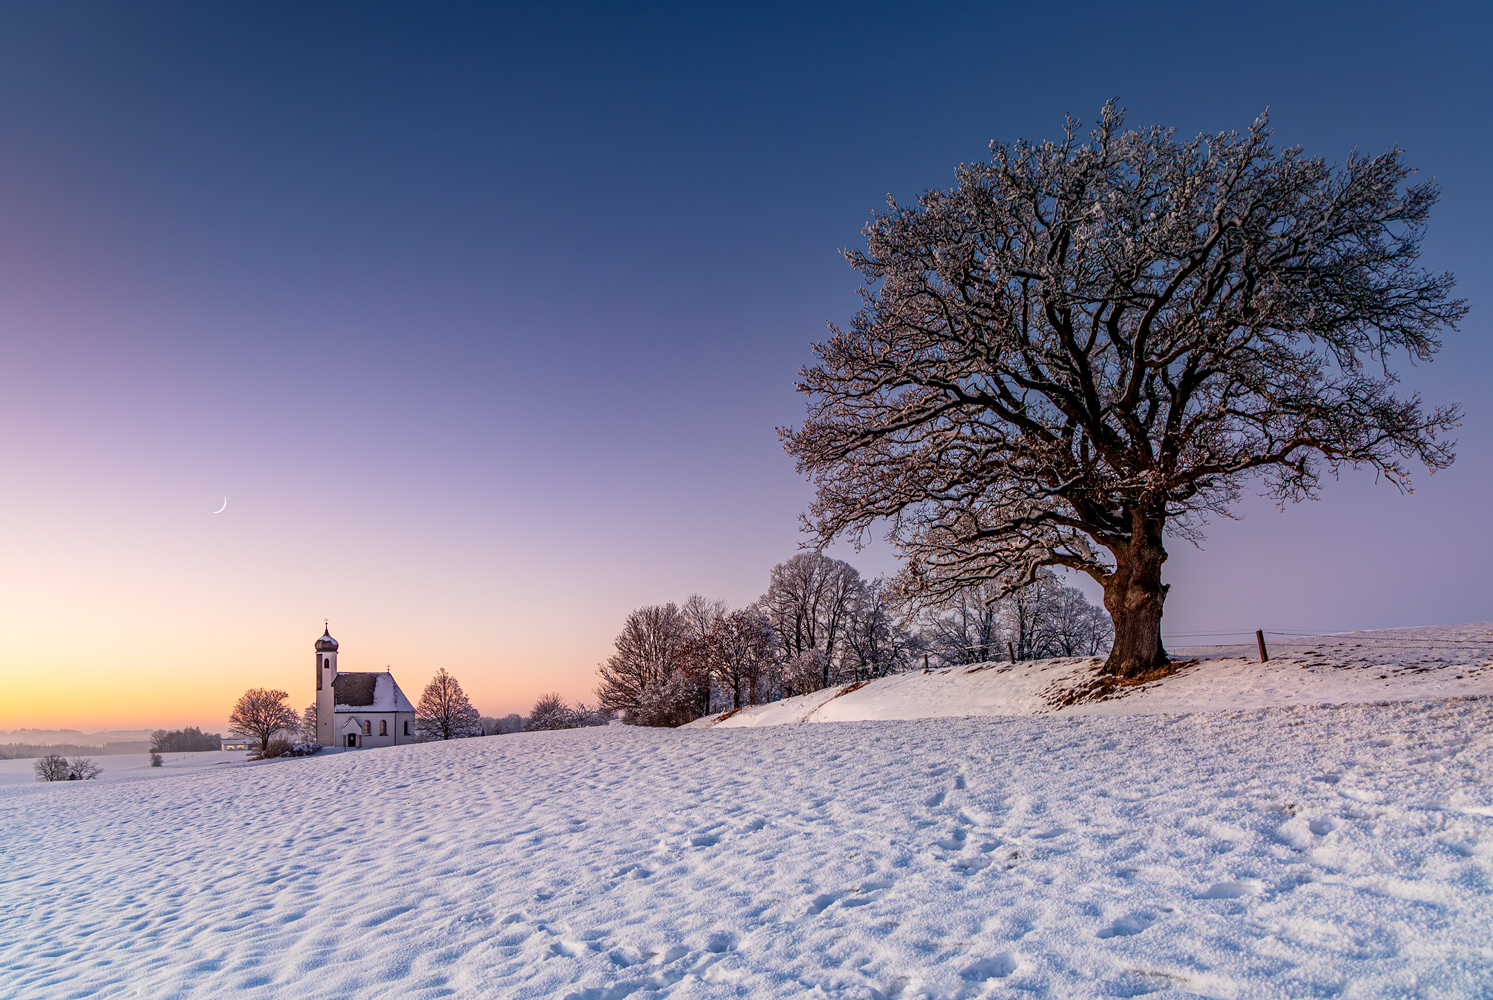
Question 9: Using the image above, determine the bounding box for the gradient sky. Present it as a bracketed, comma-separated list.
[1, 1, 1489, 731]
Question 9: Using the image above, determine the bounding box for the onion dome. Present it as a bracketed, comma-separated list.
[315, 625, 339, 652]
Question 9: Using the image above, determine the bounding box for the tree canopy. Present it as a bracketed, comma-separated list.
[784, 103, 1464, 677]
[414, 668, 482, 740]
[228, 689, 299, 759]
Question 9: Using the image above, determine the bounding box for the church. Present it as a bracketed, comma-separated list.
[314, 626, 417, 748]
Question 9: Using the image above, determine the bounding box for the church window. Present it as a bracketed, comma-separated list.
[363, 721, 371, 736]
[403, 720, 410, 736]
[379, 720, 387, 736]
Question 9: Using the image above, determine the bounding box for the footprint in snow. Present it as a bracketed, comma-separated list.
[960, 953, 1018, 980]
[1199, 878, 1265, 899]
[1097, 909, 1165, 938]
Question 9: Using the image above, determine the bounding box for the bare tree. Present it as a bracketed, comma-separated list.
[677, 594, 729, 717]
[784, 102, 1464, 678]
[228, 688, 300, 759]
[923, 571, 1110, 664]
[596, 603, 689, 725]
[712, 606, 776, 709]
[33, 754, 71, 782]
[922, 579, 1005, 666]
[415, 669, 482, 741]
[843, 578, 919, 680]
[761, 552, 864, 690]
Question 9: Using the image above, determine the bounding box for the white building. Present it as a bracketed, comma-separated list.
[313, 627, 417, 749]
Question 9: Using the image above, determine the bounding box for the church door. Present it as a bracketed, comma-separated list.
[346, 734, 357, 748]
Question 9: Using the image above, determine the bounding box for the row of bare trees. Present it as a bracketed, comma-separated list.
[595, 551, 1111, 726]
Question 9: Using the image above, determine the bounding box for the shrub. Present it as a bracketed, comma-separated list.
[282, 742, 324, 757]
[149, 751, 163, 767]
[254, 738, 292, 761]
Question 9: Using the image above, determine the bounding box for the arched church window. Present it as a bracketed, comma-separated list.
[379, 720, 387, 736]
[362, 720, 371, 736]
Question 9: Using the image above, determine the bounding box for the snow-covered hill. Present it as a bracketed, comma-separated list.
[688, 623, 1493, 729]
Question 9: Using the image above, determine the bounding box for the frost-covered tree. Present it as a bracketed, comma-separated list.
[784, 103, 1464, 678]
[228, 688, 300, 759]
[298, 705, 318, 744]
[415, 669, 482, 741]
[843, 578, 919, 680]
[1046, 581, 1113, 656]
[524, 692, 566, 730]
[596, 602, 690, 725]
[523, 694, 611, 730]
[711, 606, 776, 710]
[761, 553, 864, 691]
[922, 579, 1005, 666]
[922, 571, 1110, 664]
[676, 594, 730, 718]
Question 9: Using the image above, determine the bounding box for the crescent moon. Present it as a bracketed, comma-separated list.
[213, 497, 228, 514]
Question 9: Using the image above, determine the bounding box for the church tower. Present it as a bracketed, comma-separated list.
[314, 625, 339, 745]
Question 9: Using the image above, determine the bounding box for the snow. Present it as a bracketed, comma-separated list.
[333, 671, 416, 714]
[691, 623, 1493, 729]
[3, 625, 1492, 998]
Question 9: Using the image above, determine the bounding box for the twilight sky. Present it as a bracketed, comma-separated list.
[1, 1, 1489, 731]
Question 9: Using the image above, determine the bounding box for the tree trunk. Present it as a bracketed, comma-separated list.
[1102, 513, 1170, 678]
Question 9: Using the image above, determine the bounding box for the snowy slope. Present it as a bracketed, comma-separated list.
[3, 696, 1492, 998]
[690, 623, 1493, 729]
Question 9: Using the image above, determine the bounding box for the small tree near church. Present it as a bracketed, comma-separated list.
[414, 668, 482, 741]
[228, 688, 300, 759]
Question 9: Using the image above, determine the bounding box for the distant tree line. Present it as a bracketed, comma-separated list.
[595, 552, 1112, 727]
[150, 727, 223, 753]
[1, 741, 147, 759]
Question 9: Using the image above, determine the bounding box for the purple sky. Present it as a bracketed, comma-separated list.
[0, 1, 1488, 729]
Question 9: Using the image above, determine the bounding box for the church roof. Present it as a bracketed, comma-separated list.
[332, 672, 414, 714]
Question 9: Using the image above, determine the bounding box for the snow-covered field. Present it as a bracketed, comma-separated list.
[3, 625, 1491, 998]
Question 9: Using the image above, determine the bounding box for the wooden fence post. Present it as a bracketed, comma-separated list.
[1256, 630, 1269, 663]
[1008, 641, 1016, 664]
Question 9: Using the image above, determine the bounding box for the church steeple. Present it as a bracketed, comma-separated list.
[315, 624, 339, 745]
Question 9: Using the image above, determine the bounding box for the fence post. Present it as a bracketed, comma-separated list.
[922, 653, 929, 674]
[1008, 641, 1016, 664]
[1256, 630, 1269, 663]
